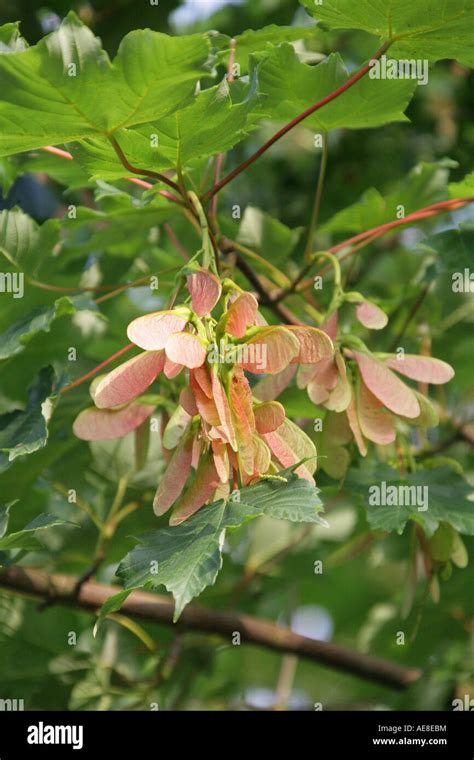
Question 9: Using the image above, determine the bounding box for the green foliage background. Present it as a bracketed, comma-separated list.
[0, 0, 473, 711]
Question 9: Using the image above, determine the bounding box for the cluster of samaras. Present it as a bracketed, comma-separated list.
[74, 269, 454, 523]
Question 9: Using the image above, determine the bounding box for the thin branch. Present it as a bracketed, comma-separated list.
[23, 267, 180, 302]
[94, 267, 180, 305]
[221, 242, 301, 324]
[52, 482, 102, 531]
[60, 343, 135, 395]
[275, 654, 298, 710]
[203, 41, 391, 201]
[42, 145, 73, 161]
[71, 478, 129, 596]
[226, 238, 291, 288]
[389, 283, 431, 350]
[210, 157, 225, 223]
[163, 223, 189, 261]
[127, 177, 154, 190]
[107, 136, 182, 196]
[436, 299, 474, 333]
[210, 37, 237, 225]
[303, 134, 328, 262]
[26, 278, 96, 294]
[329, 198, 473, 256]
[184, 193, 293, 313]
[208, 224, 222, 276]
[286, 197, 474, 296]
[187, 191, 221, 275]
[41, 145, 180, 202]
[0, 567, 422, 690]
[226, 238, 324, 321]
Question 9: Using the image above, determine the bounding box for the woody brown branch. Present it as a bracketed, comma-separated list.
[0, 566, 421, 691]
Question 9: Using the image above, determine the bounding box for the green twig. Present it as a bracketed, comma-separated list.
[304, 135, 328, 263]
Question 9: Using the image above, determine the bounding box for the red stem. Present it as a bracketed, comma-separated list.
[330, 198, 472, 255]
[43, 145, 73, 160]
[285, 197, 473, 295]
[41, 146, 181, 201]
[129, 177, 153, 190]
[108, 136, 181, 196]
[203, 41, 391, 202]
[60, 343, 135, 395]
[163, 223, 189, 261]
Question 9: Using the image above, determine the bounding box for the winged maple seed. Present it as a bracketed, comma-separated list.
[255, 308, 454, 471]
[73, 269, 333, 524]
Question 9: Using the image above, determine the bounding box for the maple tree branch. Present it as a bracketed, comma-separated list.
[202, 41, 391, 202]
[304, 134, 329, 263]
[390, 283, 431, 350]
[41, 145, 180, 202]
[210, 37, 237, 226]
[226, 238, 292, 288]
[0, 566, 422, 690]
[60, 343, 135, 394]
[26, 278, 99, 294]
[285, 197, 474, 296]
[163, 223, 189, 261]
[328, 198, 473, 256]
[108, 136, 182, 196]
[28, 266, 181, 298]
[220, 238, 301, 324]
[93, 267, 180, 305]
